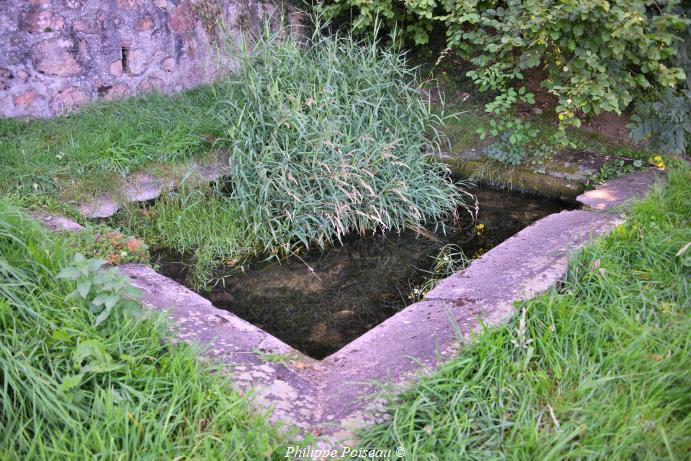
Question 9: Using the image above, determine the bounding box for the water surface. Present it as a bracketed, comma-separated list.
[156, 186, 575, 359]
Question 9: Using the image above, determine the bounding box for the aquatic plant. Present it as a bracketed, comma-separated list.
[214, 20, 466, 253]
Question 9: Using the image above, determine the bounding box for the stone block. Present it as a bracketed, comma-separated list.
[103, 82, 128, 100]
[137, 15, 155, 31]
[65, 0, 85, 8]
[169, 1, 196, 34]
[109, 60, 123, 77]
[125, 48, 148, 75]
[115, 0, 139, 9]
[31, 38, 82, 77]
[137, 77, 163, 93]
[14, 91, 41, 108]
[49, 86, 90, 113]
[161, 56, 176, 72]
[23, 11, 65, 33]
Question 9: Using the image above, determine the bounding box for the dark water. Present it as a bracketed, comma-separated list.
[156, 186, 575, 359]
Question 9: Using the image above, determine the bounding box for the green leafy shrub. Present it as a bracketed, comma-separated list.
[57, 253, 141, 327]
[322, 0, 690, 156]
[631, 87, 691, 155]
[214, 21, 465, 252]
[631, 22, 691, 155]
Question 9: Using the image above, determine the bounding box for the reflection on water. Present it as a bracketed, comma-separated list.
[156, 186, 575, 359]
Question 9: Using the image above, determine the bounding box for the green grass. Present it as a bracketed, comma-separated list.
[112, 183, 261, 289]
[0, 87, 224, 201]
[358, 164, 690, 459]
[0, 200, 295, 459]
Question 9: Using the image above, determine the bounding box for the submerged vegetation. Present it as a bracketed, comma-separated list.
[114, 184, 255, 288]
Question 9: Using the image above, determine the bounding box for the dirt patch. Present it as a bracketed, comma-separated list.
[582, 111, 635, 145]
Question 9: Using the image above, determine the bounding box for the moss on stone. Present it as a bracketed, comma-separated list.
[445, 158, 586, 200]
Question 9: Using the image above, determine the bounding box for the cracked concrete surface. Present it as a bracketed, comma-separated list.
[37, 169, 661, 445]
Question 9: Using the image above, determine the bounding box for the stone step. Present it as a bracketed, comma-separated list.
[77, 151, 232, 219]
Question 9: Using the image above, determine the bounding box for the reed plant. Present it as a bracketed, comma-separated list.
[213, 20, 465, 253]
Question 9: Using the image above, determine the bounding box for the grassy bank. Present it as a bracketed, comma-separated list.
[0, 87, 223, 201]
[359, 164, 690, 459]
[3, 166, 687, 460]
[0, 201, 293, 459]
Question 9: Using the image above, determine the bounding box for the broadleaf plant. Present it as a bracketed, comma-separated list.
[322, 0, 690, 159]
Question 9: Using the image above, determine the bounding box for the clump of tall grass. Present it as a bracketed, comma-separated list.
[0, 201, 290, 458]
[214, 20, 465, 253]
[114, 183, 262, 289]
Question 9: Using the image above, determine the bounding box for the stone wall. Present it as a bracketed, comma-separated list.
[0, 0, 294, 118]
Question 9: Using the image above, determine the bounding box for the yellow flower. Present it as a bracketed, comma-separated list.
[650, 154, 665, 169]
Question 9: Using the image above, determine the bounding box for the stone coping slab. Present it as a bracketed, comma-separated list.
[576, 168, 662, 210]
[31, 212, 84, 232]
[34, 169, 662, 445]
